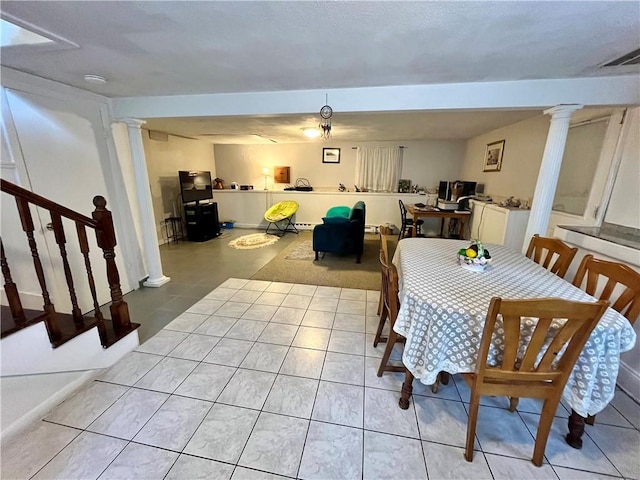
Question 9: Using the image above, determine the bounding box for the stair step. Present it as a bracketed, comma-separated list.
[101, 319, 141, 348]
[49, 313, 100, 348]
[1, 306, 47, 339]
[2, 306, 140, 349]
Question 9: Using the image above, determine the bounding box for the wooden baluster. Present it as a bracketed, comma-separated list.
[1, 239, 26, 323]
[15, 197, 59, 341]
[92, 196, 130, 335]
[50, 212, 83, 325]
[76, 222, 106, 340]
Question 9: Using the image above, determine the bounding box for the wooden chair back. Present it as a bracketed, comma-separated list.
[376, 226, 393, 317]
[572, 255, 640, 325]
[379, 225, 393, 262]
[379, 250, 400, 324]
[398, 200, 411, 239]
[374, 249, 405, 376]
[525, 234, 578, 278]
[398, 199, 408, 219]
[464, 296, 608, 466]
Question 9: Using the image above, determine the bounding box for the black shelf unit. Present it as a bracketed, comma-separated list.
[184, 202, 220, 242]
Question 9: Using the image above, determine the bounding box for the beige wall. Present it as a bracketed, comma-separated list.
[460, 115, 550, 203]
[142, 130, 216, 243]
[214, 139, 467, 193]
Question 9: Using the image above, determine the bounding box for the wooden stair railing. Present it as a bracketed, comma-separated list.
[1, 179, 139, 348]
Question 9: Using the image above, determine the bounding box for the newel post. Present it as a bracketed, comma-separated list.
[92, 196, 131, 334]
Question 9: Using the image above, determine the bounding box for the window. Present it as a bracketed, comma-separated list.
[355, 147, 402, 192]
[553, 119, 609, 216]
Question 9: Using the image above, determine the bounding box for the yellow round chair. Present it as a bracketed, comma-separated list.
[265, 200, 299, 236]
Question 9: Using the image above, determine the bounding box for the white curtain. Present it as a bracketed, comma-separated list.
[355, 146, 402, 192]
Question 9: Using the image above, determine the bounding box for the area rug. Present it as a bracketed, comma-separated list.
[229, 233, 279, 250]
[251, 231, 389, 290]
[284, 240, 316, 260]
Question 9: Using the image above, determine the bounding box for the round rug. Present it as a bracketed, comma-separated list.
[228, 233, 280, 250]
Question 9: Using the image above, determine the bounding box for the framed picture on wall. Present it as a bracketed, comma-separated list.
[322, 148, 341, 164]
[483, 140, 505, 172]
[398, 179, 411, 193]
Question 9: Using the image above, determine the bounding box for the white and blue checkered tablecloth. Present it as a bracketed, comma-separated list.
[392, 238, 636, 417]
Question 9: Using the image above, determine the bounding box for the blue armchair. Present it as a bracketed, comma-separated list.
[313, 201, 366, 263]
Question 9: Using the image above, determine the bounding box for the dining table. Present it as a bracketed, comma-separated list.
[392, 238, 636, 449]
[405, 204, 471, 238]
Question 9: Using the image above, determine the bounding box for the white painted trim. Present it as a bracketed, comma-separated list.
[1, 67, 107, 104]
[618, 360, 640, 401]
[143, 275, 171, 287]
[0, 370, 99, 443]
[1, 321, 139, 376]
[0, 289, 44, 311]
[113, 76, 640, 119]
[98, 104, 147, 289]
[554, 227, 640, 268]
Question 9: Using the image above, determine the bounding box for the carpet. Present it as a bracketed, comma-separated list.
[251, 232, 387, 290]
[284, 240, 316, 260]
[229, 233, 279, 250]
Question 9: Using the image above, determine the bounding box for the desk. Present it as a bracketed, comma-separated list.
[405, 204, 470, 238]
[392, 238, 636, 447]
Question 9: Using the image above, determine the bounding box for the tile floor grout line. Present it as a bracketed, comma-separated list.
[295, 305, 333, 480]
[609, 398, 640, 431]
[15, 273, 637, 480]
[481, 449, 498, 480]
[415, 397, 433, 480]
[94, 439, 133, 480]
[223, 286, 303, 477]
[580, 422, 628, 478]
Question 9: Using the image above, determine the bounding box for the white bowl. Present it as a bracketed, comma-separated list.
[460, 262, 487, 272]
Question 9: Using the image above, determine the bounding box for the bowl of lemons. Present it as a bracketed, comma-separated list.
[457, 241, 492, 272]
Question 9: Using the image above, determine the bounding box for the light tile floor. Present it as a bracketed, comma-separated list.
[3, 278, 640, 479]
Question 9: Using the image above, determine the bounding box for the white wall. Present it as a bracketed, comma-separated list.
[605, 107, 640, 229]
[141, 130, 216, 244]
[214, 139, 466, 193]
[0, 81, 139, 310]
[459, 114, 550, 203]
[214, 190, 449, 235]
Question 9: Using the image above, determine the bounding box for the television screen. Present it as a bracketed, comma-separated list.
[179, 170, 213, 204]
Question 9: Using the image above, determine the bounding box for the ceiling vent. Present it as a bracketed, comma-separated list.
[602, 47, 640, 67]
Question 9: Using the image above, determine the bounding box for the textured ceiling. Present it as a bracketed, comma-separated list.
[2, 1, 638, 98]
[143, 110, 544, 143]
[1, 1, 638, 142]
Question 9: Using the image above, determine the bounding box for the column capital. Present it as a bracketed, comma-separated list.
[118, 118, 146, 129]
[543, 104, 584, 119]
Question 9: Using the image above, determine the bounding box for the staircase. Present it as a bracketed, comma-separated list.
[1, 179, 140, 438]
[1, 179, 140, 349]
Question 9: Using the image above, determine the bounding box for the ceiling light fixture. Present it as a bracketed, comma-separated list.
[83, 74, 108, 84]
[303, 128, 320, 138]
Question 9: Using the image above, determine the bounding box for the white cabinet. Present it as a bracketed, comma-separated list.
[470, 200, 531, 252]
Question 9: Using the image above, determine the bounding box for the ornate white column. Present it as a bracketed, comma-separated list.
[522, 104, 583, 252]
[122, 118, 170, 287]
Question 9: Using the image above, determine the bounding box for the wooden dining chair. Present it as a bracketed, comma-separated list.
[374, 237, 449, 388]
[398, 200, 423, 240]
[571, 254, 640, 425]
[525, 234, 578, 278]
[373, 249, 405, 376]
[463, 297, 608, 467]
[376, 225, 394, 317]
